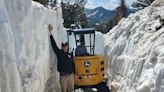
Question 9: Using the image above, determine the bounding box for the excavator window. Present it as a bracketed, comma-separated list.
[67, 28, 95, 56]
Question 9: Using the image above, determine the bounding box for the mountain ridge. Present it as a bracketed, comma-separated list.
[85, 7, 136, 26]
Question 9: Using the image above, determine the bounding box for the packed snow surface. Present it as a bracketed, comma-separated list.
[104, 1, 164, 92]
[0, 0, 64, 92]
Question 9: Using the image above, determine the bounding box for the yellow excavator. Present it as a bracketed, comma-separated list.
[67, 24, 110, 92]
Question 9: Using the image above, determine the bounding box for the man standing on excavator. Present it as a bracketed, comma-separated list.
[48, 24, 75, 92]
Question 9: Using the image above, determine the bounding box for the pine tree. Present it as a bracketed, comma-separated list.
[33, 0, 57, 7]
[61, 0, 88, 28]
[33, 0, 49, 6]
[116, 0, 127, 21]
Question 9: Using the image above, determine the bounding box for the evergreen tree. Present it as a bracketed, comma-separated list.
[33, 0, 48, 6]
[61, 0, 88, 28]
[33, 0, 57, 7]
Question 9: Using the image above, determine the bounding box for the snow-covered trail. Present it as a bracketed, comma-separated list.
[2, 0, 164, 92]
[104, 1, 164, 92]
[0, 0, 64, 92]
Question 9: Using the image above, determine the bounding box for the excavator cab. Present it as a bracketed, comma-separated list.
[67, 25, 110, 92]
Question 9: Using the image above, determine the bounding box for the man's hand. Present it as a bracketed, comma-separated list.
[48, 24, 53, 34]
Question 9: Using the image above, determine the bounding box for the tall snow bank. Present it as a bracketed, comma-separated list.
[0, 0, 64, 92]
[104, 2, 164, 92]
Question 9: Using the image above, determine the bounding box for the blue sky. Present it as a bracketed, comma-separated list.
[85, 0, 137, 10]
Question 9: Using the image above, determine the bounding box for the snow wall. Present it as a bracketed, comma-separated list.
[0, 0, 64, 92]
[104, 1, 164, 92]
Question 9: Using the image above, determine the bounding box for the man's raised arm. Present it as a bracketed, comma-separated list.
[48, 24, 60, 54]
